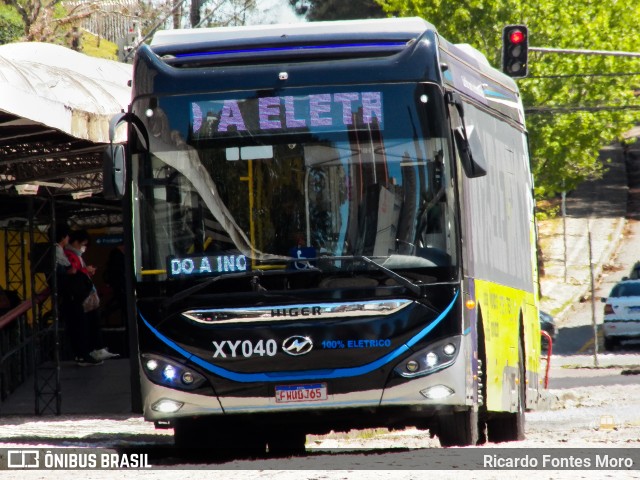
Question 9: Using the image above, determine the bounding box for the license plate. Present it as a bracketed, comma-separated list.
[275, 383, 328, 403]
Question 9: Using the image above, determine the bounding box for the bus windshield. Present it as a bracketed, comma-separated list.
[132, 83, 458, 281]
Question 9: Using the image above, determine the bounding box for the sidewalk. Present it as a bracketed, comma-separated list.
[537, 142, 629, 321]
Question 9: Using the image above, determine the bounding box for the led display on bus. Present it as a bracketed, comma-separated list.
[190, 91, 384, 138]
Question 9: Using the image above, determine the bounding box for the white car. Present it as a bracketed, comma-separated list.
[602, 279, 640, 350]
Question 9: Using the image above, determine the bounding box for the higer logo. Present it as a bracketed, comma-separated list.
[282, 335, 313, 356]
[271, 306, 322, 317]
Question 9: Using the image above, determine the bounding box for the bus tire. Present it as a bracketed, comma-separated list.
[436, 408, 479, 447]
[174, 418, 267, 457]
[487, 337, 526, 442]
[267, 429, 307, 456]
[174, 418, 208, 449]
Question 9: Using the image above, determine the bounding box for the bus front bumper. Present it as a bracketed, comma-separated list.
[140, 348, 471, 424]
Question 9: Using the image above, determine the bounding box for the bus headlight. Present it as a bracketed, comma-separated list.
[163, 365, 177, 381]
[142, 354, 206, 391]
[394, 336, 461, 378]
[425, 352, 439, 368]
[443, 343, 456, 356]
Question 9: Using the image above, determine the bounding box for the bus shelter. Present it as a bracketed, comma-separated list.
[0, 41, 132, 414]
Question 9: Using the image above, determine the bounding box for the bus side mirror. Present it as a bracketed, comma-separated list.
[454, 126, 487, 178]
[103, 144, 126, 200]
[102, 111, 149, 200]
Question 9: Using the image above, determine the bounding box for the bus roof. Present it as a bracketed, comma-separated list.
[150, 17, 437, 54]
[145, 18, 522, 125]
[149, 18, 516, 90]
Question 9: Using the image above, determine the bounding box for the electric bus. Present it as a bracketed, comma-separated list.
[105, 17, 542, 452]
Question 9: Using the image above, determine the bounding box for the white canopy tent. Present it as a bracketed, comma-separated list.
[0, 42, 132, 201]
[0, 42, 131, 143]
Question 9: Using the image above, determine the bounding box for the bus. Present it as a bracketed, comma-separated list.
[105, 17, 542, 451]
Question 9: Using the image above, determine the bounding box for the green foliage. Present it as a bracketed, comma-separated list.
[80, 32, 118, 61]
[535, 203, 560, 221]
[0, 1, 118, 60]
[378, 0, 640, 199]
[0, 4, 24, 44]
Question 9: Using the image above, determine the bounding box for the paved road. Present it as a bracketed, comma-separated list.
[545, 142, 640, 388]
[552, 143, 640, 355]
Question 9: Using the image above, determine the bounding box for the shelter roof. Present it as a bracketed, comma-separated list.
[0, 42, 132, 225]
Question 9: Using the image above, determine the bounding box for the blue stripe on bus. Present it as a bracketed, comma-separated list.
[141, 290, 458, 383]
[483, 89, 512, 100]
[173, 42, 407, 59]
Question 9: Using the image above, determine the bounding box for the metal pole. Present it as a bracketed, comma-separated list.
[561, 190, 567, 283]
[50, 198, 61, 414]
[587, 219, 599, 367]
[530, 46, 640, 58]
[29, 198, 39, 415]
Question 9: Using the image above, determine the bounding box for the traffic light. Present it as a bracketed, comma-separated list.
[502, 25, 529, 78]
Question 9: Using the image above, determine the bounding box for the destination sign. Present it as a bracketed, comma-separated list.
[167, 254, 248, 278]
[190, 91, 384, 139]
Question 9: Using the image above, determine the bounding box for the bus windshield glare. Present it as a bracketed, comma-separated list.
[133, 83, 458, 280]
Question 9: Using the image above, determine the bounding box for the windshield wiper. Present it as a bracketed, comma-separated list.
[161, 265, 323, 310]
[360, 255, 423, 296]
[160, 254, 425, 309]
[310, 255, 423, 296]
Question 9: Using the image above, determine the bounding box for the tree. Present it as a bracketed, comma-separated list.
[0, 4, 23, 44]
[378, 0, 640, 199]
[0, 0, 266, 53]
[1, 0, 101, 46]
[138, 0, 259, 33]
[289, 0, 385, 22]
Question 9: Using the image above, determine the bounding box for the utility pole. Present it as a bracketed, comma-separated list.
[587, 219, 599, 367]
[561, 190, 567, 284]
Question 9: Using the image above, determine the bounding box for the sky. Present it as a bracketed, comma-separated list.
[150, 0, 305, 29]
[245, 0, 305, 25]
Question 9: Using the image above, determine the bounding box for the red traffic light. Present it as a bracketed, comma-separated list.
[502, 25, 529, 78]
[508, 29, 525, 44]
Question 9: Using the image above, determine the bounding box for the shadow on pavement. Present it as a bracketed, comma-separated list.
[0, 358, 133, 415]
[554, 324, 640, 356]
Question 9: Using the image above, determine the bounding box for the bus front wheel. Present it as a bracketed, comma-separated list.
[267, 429, 307, 456]
[436, 408, 480, 447]
[174, 418, 267, 457]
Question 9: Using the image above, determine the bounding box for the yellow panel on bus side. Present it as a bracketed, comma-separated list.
[473, 278, 540, 412]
